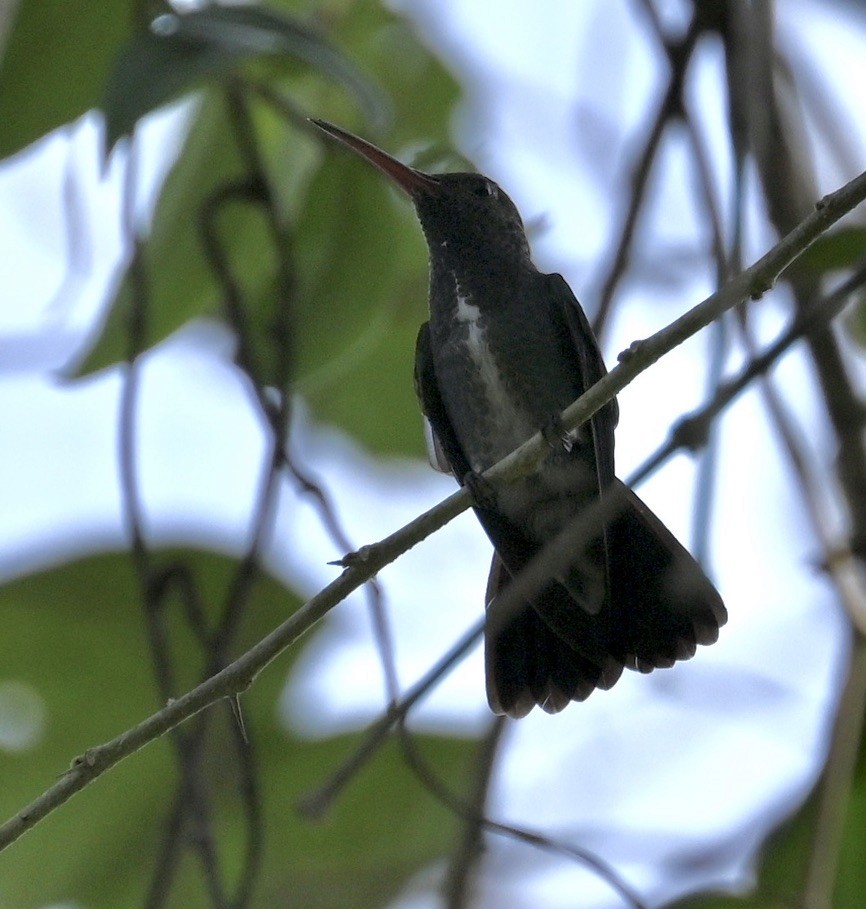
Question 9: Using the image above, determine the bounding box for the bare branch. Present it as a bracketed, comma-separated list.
[804, 639, 866, 909]
[443, 716, 507, 909]
[298, 617, 485, 819]
[398, 728, 647, 909]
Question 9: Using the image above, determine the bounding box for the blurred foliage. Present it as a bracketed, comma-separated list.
[0, 0, 133, 160]
[64, 0, 457, 456]
[100, 4, 389, 151]
[0, 1, 469, 907]
[668, 745, 866, 909]
[0, 0, 457, 456]
[0, 553, 472, 908]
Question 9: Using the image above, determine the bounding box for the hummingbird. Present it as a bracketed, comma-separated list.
[311, 119, 727, 718]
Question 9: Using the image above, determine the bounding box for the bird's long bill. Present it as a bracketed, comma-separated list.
[310, 119, 437, 197]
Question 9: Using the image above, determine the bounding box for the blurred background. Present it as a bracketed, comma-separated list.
[1, 1, 866, 907]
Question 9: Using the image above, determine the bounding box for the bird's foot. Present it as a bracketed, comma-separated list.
[541, 413, 578, 453]
[463, 470, 498, 510]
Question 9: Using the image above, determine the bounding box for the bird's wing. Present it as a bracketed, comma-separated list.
[414, 321, 538, 566]
[542, 271, 618, 489]
[541, 275, 727, 671]
[414, 321, 471, 478]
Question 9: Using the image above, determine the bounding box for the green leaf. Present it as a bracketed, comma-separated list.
[842, 290, 866, 350]
[0, 0, 133, 159]
[79, 0, 461, 460]
[0, 553, 177, 907]
[284, 4, 461, 455]
[0, 549, 477, 908]
[789, 226, 866, 278]
[291, 148, 428, 452]
[834, 727, 866, 908]
[254, 732, 475, 909]
[75, 92, 273, 376]
[786, 226, 866, 350]
[102, 4, 389, 150]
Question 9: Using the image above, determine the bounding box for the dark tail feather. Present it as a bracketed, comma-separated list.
[484, 555, 622, 718]
[605, 481, 727, 671]
[483, 482, 726, 717]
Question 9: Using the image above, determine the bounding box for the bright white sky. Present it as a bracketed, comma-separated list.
[1, 1, 865, 906]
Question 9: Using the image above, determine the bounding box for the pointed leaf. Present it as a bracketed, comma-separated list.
[0, 0, 132, 159]
[0, 549, 477, 908]
[75, 92, 279, 376]
[102, 5, 388, 151]
[788, 226, 866, 277]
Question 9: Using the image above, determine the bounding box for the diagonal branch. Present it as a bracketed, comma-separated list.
[2, 165, 866, 853]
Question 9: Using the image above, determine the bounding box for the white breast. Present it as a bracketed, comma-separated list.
[452, 273, 535, 467]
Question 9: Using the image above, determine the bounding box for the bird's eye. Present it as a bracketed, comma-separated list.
[473, 180, 498, 199]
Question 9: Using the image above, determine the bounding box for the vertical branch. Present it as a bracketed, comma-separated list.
[228, 713, 263, 909]
[396, 726, 647, 909]
[226, 80, 400, 705]
[725, 4, 866, 905]
[118, 141, 232, 908]
[283, 452, 399, 701]
[592, 2, 704, 336]
[636, 1, 735, 570]
[443, 716, 507, 909]
[681, 103, 733, 569]
[804, 640, 866, 909]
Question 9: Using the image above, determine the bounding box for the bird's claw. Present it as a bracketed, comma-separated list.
[463, 471, 497, 510]
[541, 414, 576, 453]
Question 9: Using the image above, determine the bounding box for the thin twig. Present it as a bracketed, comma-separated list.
[803, 639, 866, 909]
[443, 716, 507, 909]
[591, 6, 701, 337]
[298, 617, 485, 819]
[629, 263, 866, 487]
[398, 730, 647, 909]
